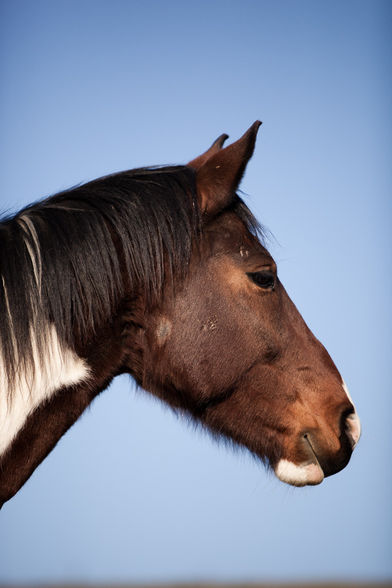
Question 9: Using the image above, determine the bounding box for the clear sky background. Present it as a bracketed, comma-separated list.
[0, 0, 391, 584]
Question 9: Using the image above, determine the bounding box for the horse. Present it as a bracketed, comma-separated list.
[0, 122, 360, 507]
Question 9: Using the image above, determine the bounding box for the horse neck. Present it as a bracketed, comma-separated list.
[0, 302, 134, 507]
[0, 377, 99, 507]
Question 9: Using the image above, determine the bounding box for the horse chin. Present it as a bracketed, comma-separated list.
[274, 458, 325, 487]
[273, 432, 328, 486]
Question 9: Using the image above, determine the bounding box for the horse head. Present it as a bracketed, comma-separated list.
[130, 122, 360, 486]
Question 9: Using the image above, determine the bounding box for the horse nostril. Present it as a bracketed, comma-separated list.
[341, 381, 361, 449]
[344, 410, 361, 449]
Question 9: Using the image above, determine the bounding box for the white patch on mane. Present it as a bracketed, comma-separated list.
[0, 324, 90, 457]
[18, 214, 42, 290]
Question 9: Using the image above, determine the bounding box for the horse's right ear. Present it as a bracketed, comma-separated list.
[188, 121, 262, 219]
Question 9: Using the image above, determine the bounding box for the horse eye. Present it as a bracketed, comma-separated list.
[247, 271, 275, 290]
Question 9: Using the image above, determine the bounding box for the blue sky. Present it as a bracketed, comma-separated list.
[0, 0, 391, 584]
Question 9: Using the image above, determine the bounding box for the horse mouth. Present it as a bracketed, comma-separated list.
[273, 435, 325, 487]
[274, 458, 324, 487]
[303, 433, 322, 466]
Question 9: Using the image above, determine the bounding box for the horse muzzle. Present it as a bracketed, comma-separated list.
[273, 408, 361, 487]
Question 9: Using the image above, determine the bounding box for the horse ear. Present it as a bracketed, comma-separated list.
[188, 133, 229, 171]
[189, 121, 262, 218]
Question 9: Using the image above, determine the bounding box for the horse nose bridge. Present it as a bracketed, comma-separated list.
[294, 368, 349, 412]
[286, 322, 343, 385]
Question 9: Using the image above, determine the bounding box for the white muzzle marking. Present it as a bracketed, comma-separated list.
[274, 458, 324, 487]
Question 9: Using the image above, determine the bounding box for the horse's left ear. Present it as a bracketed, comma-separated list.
[188, 121, 262, 218]
[188, 133, 229, 171]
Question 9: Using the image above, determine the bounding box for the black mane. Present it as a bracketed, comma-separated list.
[0, 165, 260, 389]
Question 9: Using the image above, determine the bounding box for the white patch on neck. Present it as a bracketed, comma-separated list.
[274, 459, 324, 487]
[156, 317, 172, 346]
[0, 324, 90, 457]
